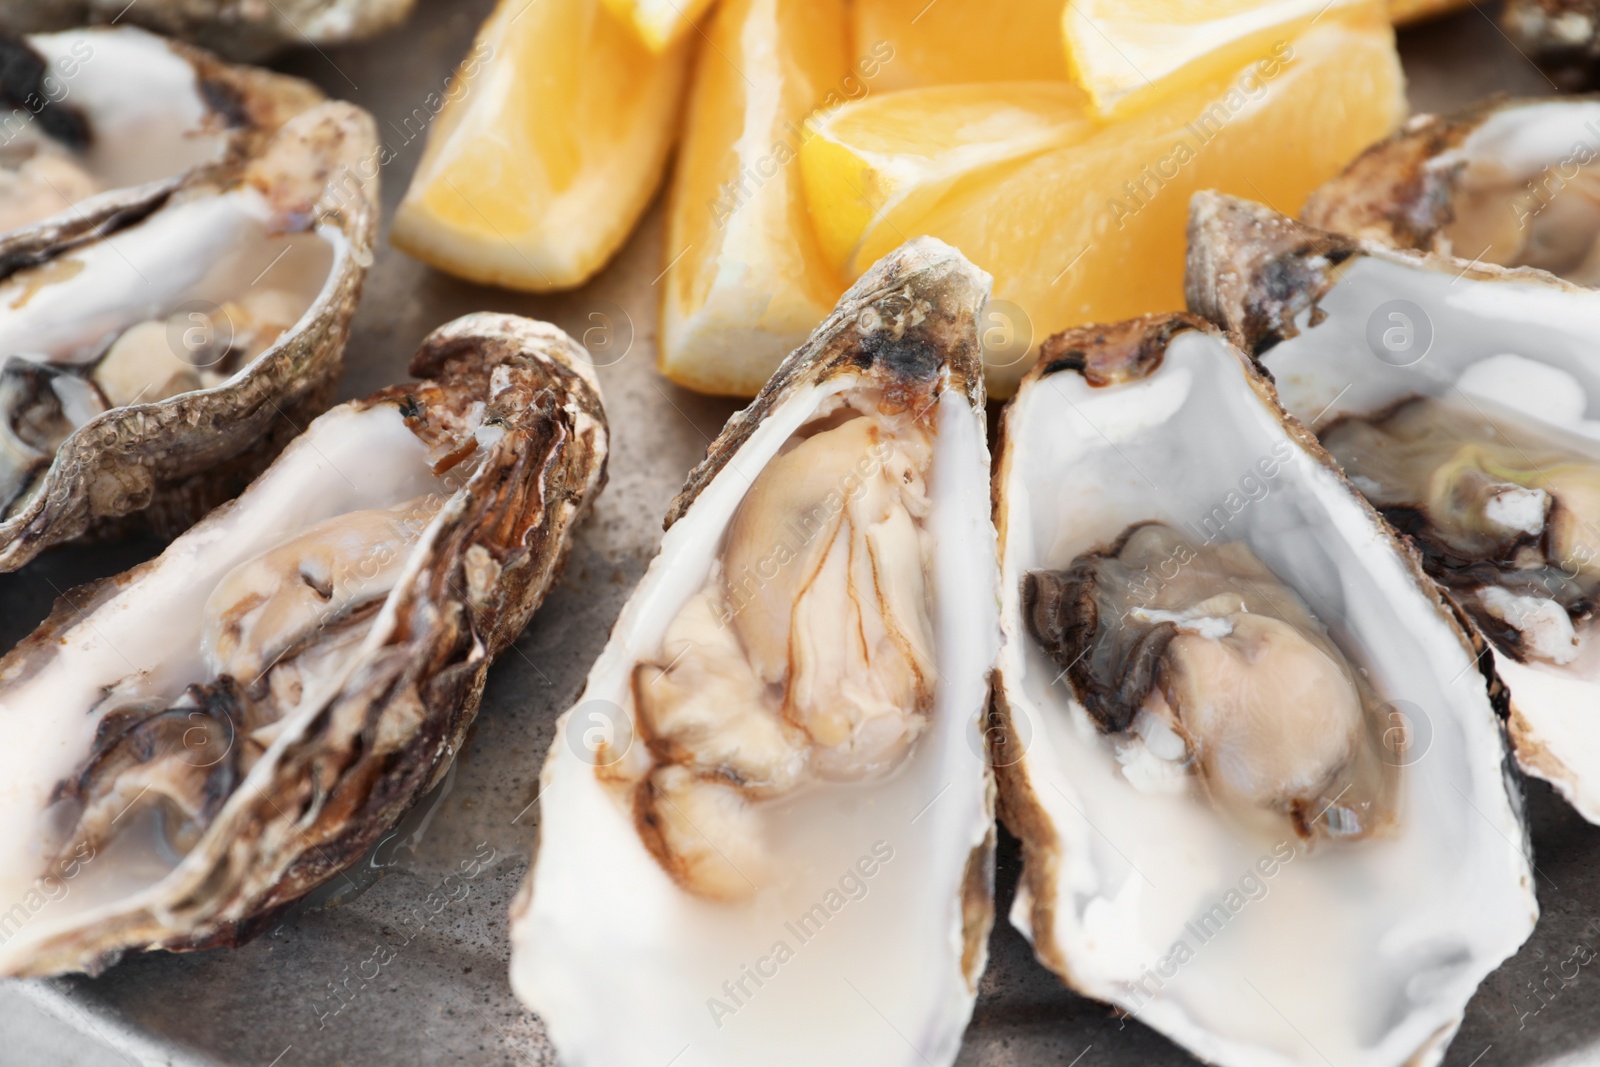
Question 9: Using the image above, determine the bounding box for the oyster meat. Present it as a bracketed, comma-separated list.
[0, 28, 324, 266]
[0, 58, 379, 571]
[510, 238, 997, 1067]
[1189, 189, 1600, 821]
[0, 1, 420, 62]
[1503, 0, 1600, 89]
[1303, 98, 1600, 285]
[0, 313, 608, 976]
[992, 313, 1536, 1067]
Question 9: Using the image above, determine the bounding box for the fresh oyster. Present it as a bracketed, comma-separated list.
[510, 238, 997, 1067]
[1188, 190, 1600, 821]
[993, 312, 1537, 1067]
[1502, 0, 1600, 89]
[0, 1, 419, 62]
[0, 28, 324, 260]
[0, 73, 379, 571]
[0, 313, 608, 976]
[1304, 98, 1600, 285]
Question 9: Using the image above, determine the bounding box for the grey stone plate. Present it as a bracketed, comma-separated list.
[0, 2, 1588, 1064]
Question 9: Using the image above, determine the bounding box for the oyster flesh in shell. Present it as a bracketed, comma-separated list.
[1303, 98, 1600, 285]
[1502, 0, 1600, 89]
[510, 238, 997, 1067]
[0, 312, 607, 976]
[0, 27, 323, 260]
[1190, 190, 1600, 821]
[0, 1, 420, 63]
[992, 312, 1536, 1067]
[0, 84, 379, 571]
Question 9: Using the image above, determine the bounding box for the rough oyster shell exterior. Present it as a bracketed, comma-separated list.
[0, 74, 380, 571]
[0, 312, 608, 976]
[0, 0, 419, 62]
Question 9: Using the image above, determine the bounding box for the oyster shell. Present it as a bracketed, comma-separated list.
[0, 1, 419, 62]
[1502, 0, 1600, 89]
[0, 312, 608, 976]
[992, 311, 1537, 1067]
[1188, 190, 1600, 820]
[510, 238, 997, 1067]
[0, 56, 379, 571]
[1303, 98, 1600, 286]
[0, 28, 324, 263]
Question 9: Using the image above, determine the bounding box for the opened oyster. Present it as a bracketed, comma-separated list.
[1502, 0, 1600, 88]
[0, 28, 324, 258]
[0, 2, 419, 62]
[510, 238, 997, 1067]
[992, 313, 1536, 1067]
[1304, 98, 1600, 285]
[0, 55, 379, 571]
[0, 313, 607, 976]
[1190, 189, 1600, 821]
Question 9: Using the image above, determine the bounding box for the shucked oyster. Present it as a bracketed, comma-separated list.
[0, 313, 608, 976]
[1303, 98, 1600, 285]
[511, 238, 997, 1067]
[1189, 190, 1600, 821]
[1027, 522, 1400, 844]
[0, 28, 323, 261]
[992, 313, 1536, 1067]
[0, 1, 419, 62]
[0, 46, 379, 571]
[1502, 1, 1600, 89]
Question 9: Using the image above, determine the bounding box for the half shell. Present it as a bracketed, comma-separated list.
[1188, 190, 1600, 821]
[0, 313, 607, 976]
[0, 41, 379, 570]
[0, 2, 419, 62]
[1303, 98, 1600, 285]
[992, 311, 1537, 1066]
[510, 238, 997, 1067]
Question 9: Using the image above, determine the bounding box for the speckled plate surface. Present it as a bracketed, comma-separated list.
[0, 3, 1592, 1065]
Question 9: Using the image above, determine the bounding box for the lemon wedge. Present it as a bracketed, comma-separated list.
[802, 82, 1094, 280]
[659, 0, 855, 396]
[1062, 0, 1366, 119]
[801, 2, 1404, 396]
[849, 0, 1070, 91]
[391, 0, 691, 292]
[601, 0, 719, 51]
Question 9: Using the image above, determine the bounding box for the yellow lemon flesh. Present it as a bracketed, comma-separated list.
[659, 0, 857, 396]
[392, 0, 691, 292]
[602, 0, 719, 51]
[801, 3, 1405, 396]
[849, 0, 1070, 92]
[1062, 0, 1362, 119]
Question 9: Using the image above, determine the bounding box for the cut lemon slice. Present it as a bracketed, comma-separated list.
[391, 0, 691, 292]
[802, 82, 1095, 279]
[1388, 0, 1480, 22]
[849, 0, 1071, 91]
[1062, 0, 1360, 119]
[659, 0, 852, 396]
[803, 3, 1405, 396]
[602, 0, 719, 51]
